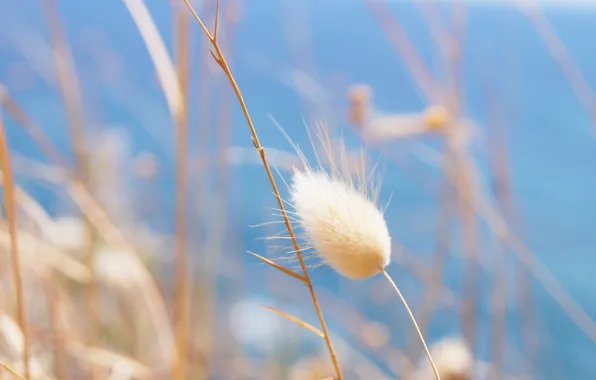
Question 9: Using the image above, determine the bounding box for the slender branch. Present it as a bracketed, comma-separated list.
[0, 112, 30, 379]
[182, 1, 342, 378]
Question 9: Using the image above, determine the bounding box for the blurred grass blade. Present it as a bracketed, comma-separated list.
[248, 251, 306, 283]
[260, 305, 324, 339]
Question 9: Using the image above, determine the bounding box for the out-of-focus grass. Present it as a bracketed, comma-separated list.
[0, 0, 594, 379]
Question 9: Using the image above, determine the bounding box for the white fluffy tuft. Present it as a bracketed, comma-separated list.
[290, 169, 391, 280]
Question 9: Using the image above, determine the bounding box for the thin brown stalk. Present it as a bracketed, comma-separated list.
[214, 0, 238, 204]
[282, 0, 322, 122]
[444, 2, 467, 112]
[0, 113, 30, 379]
[397, 113, 596, 345]
[481, 59, 526, 378]
[481, 53, 537, 368]
[260, 305, 324, 339]
[379, 268, 440, 380]
[317, 287, 412, 378]
[44, 276, 68, 380]
[172, 5, 191, 379]
[456, 152, 480, 353]
[0, 361, 25, 380]
[1, 89, 174, 366]
[41, 2, 99, 369]
[414, 0, 448, 76]
[484, 87, 508, 380]
[519, 1, 596, 130]
[199, 8, 239, 374]
[41, 0, 88, 174]
[443, 2, 477, 355]
[190, 2, 228, 373]
[404, 173, 454, 376]
[0, 87, 73, 173]
[247, 251, 306, 283]
[182, 1, 342, 378]
[466, 158, 596, 342]
[362, 0, 438, 103]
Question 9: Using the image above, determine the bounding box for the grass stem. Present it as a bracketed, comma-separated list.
[0, 112, 30, 379]
[380, 267, 440, 380]
[182, 1, 343, 377]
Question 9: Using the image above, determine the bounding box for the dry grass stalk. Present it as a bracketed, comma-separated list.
[248, 251, 306, 283]
[122, 0, 182, 118]
[40, 7, 99, 354]
[362, 0, 438, 103]
[519, 1, 596, 129]
[0, 86, 72, 172]
[0, 228, 90, 282]
[313, 286, 414, 378]
[0, 360, 25, 380]
[0, 113, 30, 379]
[463, 158, 596, 342]
[414, 338, 472, 380]
[182, 0, 343, 378]
[380, 269, 440, 380]
[41, 0, 89, 175]
[484, 75, 513, 379]
[120, 1, 195, 373]
[195, 4, 240, 377]
[187, 3, 217, 376]
[454, 153, 479, 355]
[66, 341, 153, 379]
[1, 90, 175, 367]
[172, 5, 191, 379]
[259, 305, 324, 339]
[43, 276, 68, 380]
[404, 179, 455, 375]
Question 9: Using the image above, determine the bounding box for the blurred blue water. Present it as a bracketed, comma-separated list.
[1, 0, 596, 378]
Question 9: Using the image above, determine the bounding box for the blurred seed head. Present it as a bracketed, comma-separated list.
[415, 337, 473, 380]
[423, 104, 450, 131]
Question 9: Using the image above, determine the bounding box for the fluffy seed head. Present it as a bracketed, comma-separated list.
[290, 168, 391, 280]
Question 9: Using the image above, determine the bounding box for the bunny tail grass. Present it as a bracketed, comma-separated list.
[380, 267, 441, 380]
